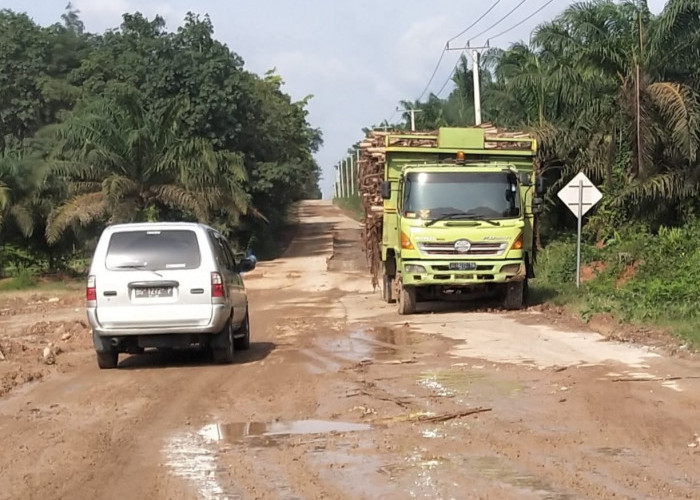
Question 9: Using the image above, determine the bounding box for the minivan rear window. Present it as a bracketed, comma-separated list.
[105, 230, 201, 271]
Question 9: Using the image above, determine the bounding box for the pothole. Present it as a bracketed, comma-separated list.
[199, 419, 371, 444]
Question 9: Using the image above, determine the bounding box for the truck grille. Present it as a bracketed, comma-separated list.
[418, 241, 507, 256]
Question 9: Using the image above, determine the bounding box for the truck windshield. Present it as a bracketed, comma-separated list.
[402, 171, 520, 220]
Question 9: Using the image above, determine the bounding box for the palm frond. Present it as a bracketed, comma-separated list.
[46, 192, 107, 244]
[8, 205, 34, 237]
[150, 184, 208, 220]
[646, 82, 700, 163]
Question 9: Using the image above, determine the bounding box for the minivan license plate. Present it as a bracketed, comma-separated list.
[449, 262, 476, 271]
[134, 287, 173, 298]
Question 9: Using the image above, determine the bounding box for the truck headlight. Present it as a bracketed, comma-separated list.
[405, 264, 427, 274]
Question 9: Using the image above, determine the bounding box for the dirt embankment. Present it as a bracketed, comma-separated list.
[0, 292, 91, 398]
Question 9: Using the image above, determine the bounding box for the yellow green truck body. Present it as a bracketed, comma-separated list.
[375, 126, 540, 314]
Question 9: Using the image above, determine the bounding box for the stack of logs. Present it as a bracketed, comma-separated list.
[358, 130, 439, 289]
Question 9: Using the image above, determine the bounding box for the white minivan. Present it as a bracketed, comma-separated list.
[86, 222, 255, 369]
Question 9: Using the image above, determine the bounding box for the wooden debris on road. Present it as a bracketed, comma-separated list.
[376, 407, 492, 425]
[611, 376, 700, 382]
[411, 407, 492, 423]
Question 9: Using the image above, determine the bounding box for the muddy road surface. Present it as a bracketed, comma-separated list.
[0, 200, 698, 500]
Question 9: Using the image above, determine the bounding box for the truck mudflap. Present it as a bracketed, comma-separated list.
[400, 260, 526, 287]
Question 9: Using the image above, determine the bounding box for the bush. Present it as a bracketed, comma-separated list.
[535, 222, 700, 345]
[0, 267, 37, 291]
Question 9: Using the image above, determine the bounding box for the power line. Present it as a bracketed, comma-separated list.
[469, 0, 530, 43]
[488, 0, 558, 41]
[446, 0, 504, 45]
[417, 1, 506, 102]
[416, 46, 447, 102]
[435, 52, 467, 98]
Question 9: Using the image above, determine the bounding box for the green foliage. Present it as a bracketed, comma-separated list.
[0, 6, 321, 269]
[535, 223, 700, 345]
[334, 195, 363, 222]
[0, 267, 37, 291]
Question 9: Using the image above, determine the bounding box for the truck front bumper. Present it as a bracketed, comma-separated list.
[401, 259, 526, 287]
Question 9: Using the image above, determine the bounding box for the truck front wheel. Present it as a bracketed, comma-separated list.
[398, 281, 417, 315]
[503, 280, 527, 310]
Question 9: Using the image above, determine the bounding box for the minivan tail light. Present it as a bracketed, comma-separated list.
[211, 272, 224, 298]
[86, 275, 96, 301]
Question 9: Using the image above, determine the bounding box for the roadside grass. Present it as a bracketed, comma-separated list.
[334, 195, 363, 221]
[533, 224, 700, 348]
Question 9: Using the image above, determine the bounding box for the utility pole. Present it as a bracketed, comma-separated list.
[472, 50, 482, 125]
[333, 165, 338, 198]
[338, 161, 344, 198]
[396, 107, 422, 131]
[356, 149, 361, 195]
[446, 42, 489, 126]
[335, 164, 340, 198]
[349, 156, 355, 196]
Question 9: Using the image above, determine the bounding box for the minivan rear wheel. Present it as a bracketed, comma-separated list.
[233, 311, 251, 351]
[96, 350, 118, 369]
[212, 321, 234, 364]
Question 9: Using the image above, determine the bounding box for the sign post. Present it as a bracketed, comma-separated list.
[557, 173, 603, 287]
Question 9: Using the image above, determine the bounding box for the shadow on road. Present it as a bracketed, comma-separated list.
[116, 341, 276, 370]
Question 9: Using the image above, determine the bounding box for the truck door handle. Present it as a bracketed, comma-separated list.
[190, 288, 205, 294]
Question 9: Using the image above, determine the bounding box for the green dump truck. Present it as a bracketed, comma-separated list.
[358, 125, 542, 315]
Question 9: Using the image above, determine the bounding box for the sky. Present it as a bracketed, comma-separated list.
[2, 0, 669, 198]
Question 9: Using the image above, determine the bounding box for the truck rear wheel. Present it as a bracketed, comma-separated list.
[398, 281, 417, 315]
[382, 275, 395, 303]
[503, 280, 527, 310]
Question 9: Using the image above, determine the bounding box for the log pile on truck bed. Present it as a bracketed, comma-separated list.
[357, 123, 533, 289]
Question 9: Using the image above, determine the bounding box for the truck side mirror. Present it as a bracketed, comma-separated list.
[381, 181, 392, 200]
[536, 176, 546, 195]
[532, 197, 544, 215]
[518, 172, 532, 186]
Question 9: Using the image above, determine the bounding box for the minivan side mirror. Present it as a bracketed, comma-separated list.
[381, 180, 392, 200]
[238, 257, 256, 273]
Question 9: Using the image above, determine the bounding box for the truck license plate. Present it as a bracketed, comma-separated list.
[449, 262, 476, 271]
[134, 287, 173, 298]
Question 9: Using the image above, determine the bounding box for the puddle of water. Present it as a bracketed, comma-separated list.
[362, 326, 422, 346]
[165, 431, 238, 500]
[418, 369, 523, 398]
[316, 335, 396, 363]
[469, 455, 573, 498]
[200, 419, 370, 444]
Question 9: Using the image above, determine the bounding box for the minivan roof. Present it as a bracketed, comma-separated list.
[104, 222, 215, 232]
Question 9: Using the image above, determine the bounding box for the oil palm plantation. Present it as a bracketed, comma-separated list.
[46, 92, 249, 243]
[529, 0, 700, 219]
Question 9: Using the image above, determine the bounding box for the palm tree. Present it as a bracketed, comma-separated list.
[46, 92, 249, 243]
[0, 150, 43, 237]
[531, 0, 700, 215]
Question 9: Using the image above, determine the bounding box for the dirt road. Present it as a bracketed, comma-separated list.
[0, 200, 698, 500]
